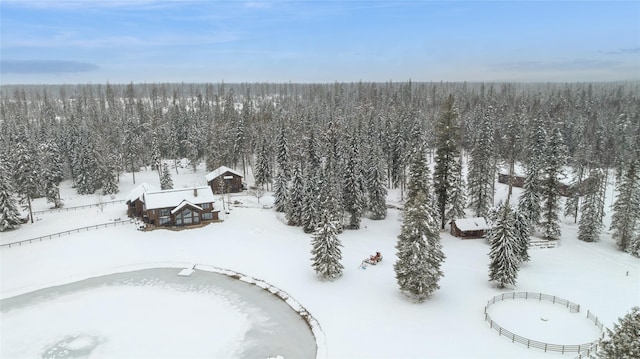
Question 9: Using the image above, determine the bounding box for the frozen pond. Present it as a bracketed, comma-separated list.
[1, 268, 317, 359]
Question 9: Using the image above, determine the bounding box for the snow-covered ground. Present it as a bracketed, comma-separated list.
[1, 164, 638, 358]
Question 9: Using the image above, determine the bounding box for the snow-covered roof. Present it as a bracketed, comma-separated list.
[453, 217, 490, 231]
[497, 162, 526, 177]
[170, 200, 203, 215]
[205, 166, 243, 182]
[143, 186, 215, 210]
[126, 183, 158, 203]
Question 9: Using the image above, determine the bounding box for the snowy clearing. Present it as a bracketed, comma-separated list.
[1, 165, 638, 358]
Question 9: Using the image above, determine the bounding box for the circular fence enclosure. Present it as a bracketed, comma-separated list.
[483, 292, 604, 359]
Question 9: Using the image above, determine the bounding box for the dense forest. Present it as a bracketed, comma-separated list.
[1, 81, 639, 261]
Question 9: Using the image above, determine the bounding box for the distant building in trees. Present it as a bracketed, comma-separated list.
[450, 217, 491, 239]
[205, 166, 244, 194]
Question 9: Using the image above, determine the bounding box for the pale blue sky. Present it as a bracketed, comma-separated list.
[1, 0, 639, 84]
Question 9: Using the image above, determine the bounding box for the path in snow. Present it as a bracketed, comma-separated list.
[1, 268, 316, 359]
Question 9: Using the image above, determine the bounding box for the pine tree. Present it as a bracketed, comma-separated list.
[12, 128, 40, 223]
[367, 154, 388, 220]
[302, 167, 321, 233]
[255, 139, 272, 189]
[578, 168, 605, 243]
[276, 126, 291, 181]
[468, 106, 495, 218]
[343, 135, 366, 229]
[433, 94, 462, 229]
[101, 161, 119, 196]
[488, 203, 520, 288]
[310, 210, 344, 279]
[287, 166, 304, 226]
[445, 158, 467, 224]
[540, 124, 567, 240]
[406, 148, 430, 209]
[0, 163, 22, 231]
[598, 306, 640, 359]
[39, 140, 64, 208]
[394, 191, 445, 301]
[512, 208, 531, 264]
[610, 161, 639, 252]
[517, 118, 546, 232]
[160, 162, 174, 190]
[273, 170, 288, 213]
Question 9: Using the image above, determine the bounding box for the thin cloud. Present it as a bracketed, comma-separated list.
[490, 59, 619, 72]
[1, 0, 187, 9]
[602, 47, 640, 55]
[1, 60, 99, 74]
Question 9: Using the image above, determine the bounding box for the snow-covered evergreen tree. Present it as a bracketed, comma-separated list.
[468, 106, 495, 218]
[273, 170, 288, 213]
[517, 118, 546, 232]
[394, 190, 445, 302]
[598, 306, 640, 359]
[488, 203, 520, 288]
[406, 147, 430, 209]
[287, 166, 304, 226]
[512, 208, 531, 264]
[540, 124, 567, 240]
[445, 158, 467, 224]
[367, 153, 387, 220]
[12, 128, 40, 223]
[101, 161, 119, 196]
[302, 169, 321, 233]
[0, 163, 22, 231]
[310, 210, 344, 279]
[255, 139, 272, 189]
[610, 160, 639, 253]
[343, 135, 366, 229]
[276, 126, 291, 181]
[39, 141, 63, 208]
[160, 162, 173, 190]
[578, 168, 605, 242]
[433, 94, 462, 229]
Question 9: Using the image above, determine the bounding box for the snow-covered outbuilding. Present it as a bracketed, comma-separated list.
[205, 166, 244, 194]
[142, 186, 219, 227]
[450, 217, 491, 239]
[126, 183, 158, 218]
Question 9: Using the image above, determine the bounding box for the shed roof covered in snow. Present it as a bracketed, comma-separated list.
[143, 186, 215, 210]
[127, 183, 158, 203]
[453, 217, 490, 231]
[205, 166, 243, 183]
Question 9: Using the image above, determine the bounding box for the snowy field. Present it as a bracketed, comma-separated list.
[1, 163, 638, 358]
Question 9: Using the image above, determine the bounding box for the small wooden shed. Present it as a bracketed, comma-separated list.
[205, 166, 244, 194]
[450, 217, 491, 239]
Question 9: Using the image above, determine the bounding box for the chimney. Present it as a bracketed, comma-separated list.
[193, 188, 198, 197]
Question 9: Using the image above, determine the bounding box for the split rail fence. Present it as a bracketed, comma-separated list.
[32, 199, 126, 215]
[1, 219, 134, 248]
[484, 292, 604, 358]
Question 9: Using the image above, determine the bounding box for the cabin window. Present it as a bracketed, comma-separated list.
[159, 208, 171, 217]
[202, 212, 213, 220]
[201, 203, 211, 209]
[159, 217, 171, 226]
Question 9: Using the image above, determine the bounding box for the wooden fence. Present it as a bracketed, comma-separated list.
[32, 200, 126, 215]
[1, 219, 134, 248]
[484, 292, 604, 358]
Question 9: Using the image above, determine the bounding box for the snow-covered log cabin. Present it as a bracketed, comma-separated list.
[126, 183, 158, 218]
[142, 186, 219, 227]
[205, 166, 244, 194]
[450, 217, 490, 239]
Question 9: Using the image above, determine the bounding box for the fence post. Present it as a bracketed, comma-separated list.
[499, 327, 502, 336]
[525, 292, 528, 299]
[544, 343, 547, 352]
[527, 339, 530, 348]
[553, 296, 556, 304]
